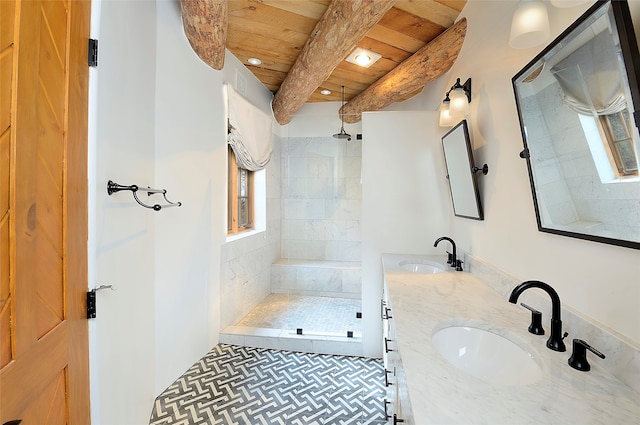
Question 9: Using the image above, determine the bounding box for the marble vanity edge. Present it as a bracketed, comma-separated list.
[466, 253, 640, 394]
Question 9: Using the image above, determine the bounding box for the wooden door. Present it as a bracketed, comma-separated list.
[0, 0, 91, 423]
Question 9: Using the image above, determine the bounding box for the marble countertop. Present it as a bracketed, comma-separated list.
[382, 254, 640, 425]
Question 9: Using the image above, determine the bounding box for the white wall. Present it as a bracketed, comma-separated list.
[153, 0, 224, 394]
[361, 111, 450, 356]
[384, 1, 640, 346]
[89, 1, 274, 424]
[90, 2, 157, 423]
[283, 101, 362, 139]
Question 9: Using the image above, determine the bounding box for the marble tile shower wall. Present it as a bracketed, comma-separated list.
[220, 134, 282, 329]
[521, 90, 579, 226]
[281, 137, 362, 262]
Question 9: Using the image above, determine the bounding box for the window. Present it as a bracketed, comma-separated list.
[599, 111, 638, 177]
[228, 146, 253, 234]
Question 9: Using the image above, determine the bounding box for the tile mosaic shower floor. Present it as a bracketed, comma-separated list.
[149, 344, 386, 425]
[236, 294, 362, 336]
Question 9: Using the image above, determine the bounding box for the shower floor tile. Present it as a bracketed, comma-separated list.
[149, 344, 386, 425]
[236, 294, 362, 336]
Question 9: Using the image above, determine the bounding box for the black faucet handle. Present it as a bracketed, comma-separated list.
[568, 339, 605, 372]
[445, 251, 453, 264]
[520, 303, 545, 335]
[455, 259, 463, 271]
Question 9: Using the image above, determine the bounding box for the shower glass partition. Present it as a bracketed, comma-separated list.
[275, 136, 363, 339]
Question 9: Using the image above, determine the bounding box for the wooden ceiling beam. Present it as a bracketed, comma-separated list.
[271, 0, 398, 125]
[180, 0, 227, 70]
[340, 17, 467, 123]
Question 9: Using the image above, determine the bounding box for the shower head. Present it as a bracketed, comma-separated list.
[333, 128, 351, 141]
[333, 85, 351, 141]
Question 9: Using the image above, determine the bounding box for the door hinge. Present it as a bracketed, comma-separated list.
[88, 38, 98, 67]
[86, 285, 115, 319]
[86, 290, 96, 318]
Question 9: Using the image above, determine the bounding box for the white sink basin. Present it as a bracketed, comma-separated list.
[432, 325, 542, 386]
[399, 259, 445, 274]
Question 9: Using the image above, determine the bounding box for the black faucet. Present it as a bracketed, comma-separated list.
[508, 280, 567, 352]
[434, 236, 461, 270]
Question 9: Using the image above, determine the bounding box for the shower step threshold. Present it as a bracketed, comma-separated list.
[219, 325, 363, 357]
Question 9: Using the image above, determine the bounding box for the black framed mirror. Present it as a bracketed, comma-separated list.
[442, 120, 484, 220]
[512, 0, 640, 250]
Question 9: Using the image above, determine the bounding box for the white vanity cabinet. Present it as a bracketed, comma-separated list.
[382, 281, 413, 424]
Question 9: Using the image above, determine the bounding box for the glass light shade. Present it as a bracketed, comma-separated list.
[439, 101, 457, 127]
[509, 1, 550, 49]
[449, 88, 470, 118]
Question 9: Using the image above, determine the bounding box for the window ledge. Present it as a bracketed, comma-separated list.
[604, 175, 640, 184]
[226, 228, 265, 243]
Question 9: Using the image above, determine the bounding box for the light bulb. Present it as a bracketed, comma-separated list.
[355, 54, 371, 66]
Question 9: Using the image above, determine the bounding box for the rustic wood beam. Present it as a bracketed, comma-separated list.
[272, 0, 397, 125]
[340, 18, 467, 123]
[180, 0, 227, 70]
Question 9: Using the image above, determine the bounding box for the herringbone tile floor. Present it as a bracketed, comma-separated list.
[149, 344, 387, 425]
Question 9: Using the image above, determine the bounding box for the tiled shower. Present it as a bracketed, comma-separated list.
[280, 136, 362, 264]
[220, 135, 363, 349]
[272, 136, 363, 337]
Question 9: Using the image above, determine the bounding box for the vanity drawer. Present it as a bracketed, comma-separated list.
[382, 282, 413, 424]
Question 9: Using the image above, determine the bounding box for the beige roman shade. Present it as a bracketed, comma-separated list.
[224, 84, 273, 171]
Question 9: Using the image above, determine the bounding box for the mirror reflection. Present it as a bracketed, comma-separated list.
[513, 0, 640, 249]
[442, 120, 484, 220]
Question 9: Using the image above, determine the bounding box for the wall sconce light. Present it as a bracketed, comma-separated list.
[509, 0, 550, 49]
[439, 78, 471, 127]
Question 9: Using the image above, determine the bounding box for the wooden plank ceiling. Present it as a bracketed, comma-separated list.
[182, 0, 468, 123]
